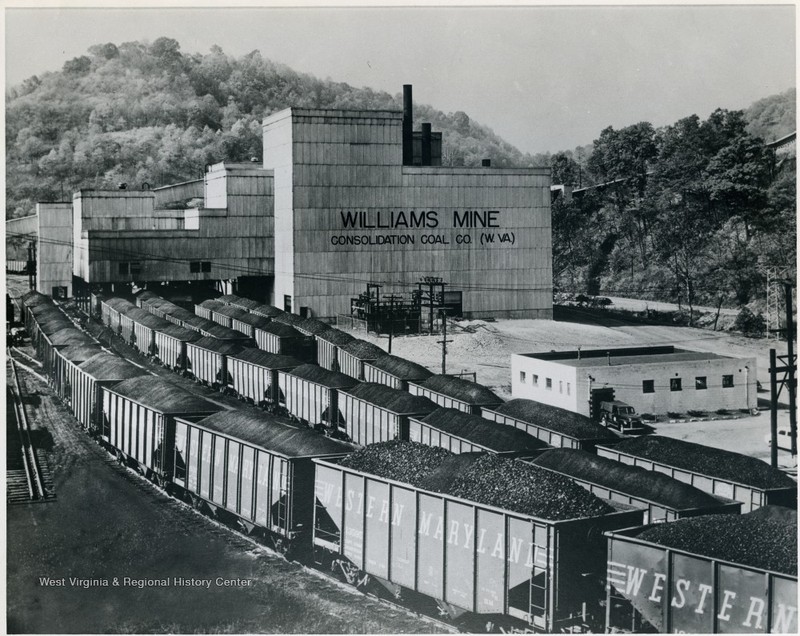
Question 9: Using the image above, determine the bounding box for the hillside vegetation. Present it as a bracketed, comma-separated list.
[6, 39, 795, 320]
[6, 38, 528, 219]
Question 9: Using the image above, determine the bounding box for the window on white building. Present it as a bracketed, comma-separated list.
[695, 376, 707, 390]
[722, 375, 734, 388]
[559, 381, 563, 393]
[520, 371, 526, 383]
[533, 374, 539, 386]
[567, 383, 570, 396]
[643, 380, 655, 394]
[670, 378, 682, 392]
[546, 378, 552, 390]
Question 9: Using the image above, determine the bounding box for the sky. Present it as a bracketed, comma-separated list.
[4, 3, 797, 154]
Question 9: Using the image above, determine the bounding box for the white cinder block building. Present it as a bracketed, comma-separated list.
[511, 346, 757, 418]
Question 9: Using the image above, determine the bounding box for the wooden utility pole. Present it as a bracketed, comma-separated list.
[385, 294, 402, 354]
[785, 283, 797, 456]
[437, 309, 453, 375]
[768, 282, 797, 466]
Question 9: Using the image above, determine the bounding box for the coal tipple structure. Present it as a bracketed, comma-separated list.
[36, 86, 552, 319]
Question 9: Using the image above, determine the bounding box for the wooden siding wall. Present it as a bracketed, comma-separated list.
[73, 165, 274, 284]
[262, 108, 552, 319]
[37, 203, 73, 297]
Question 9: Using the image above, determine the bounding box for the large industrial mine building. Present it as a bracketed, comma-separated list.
[36, 87, 553, 319]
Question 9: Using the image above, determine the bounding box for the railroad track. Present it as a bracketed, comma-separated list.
[7, 358, 54, 504]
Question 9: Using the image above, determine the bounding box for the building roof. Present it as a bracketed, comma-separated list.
[491, 398, 618, 440]
[187, 408, 352, 459]
[317, 328, 355, 346]
[366, 354, 432, 381]
[108, 376, 222, 414]
[187, 336, 245, 356]
[519, 345, 731, 368]
[287, 363, 359, 389]
[344, 383, 438, 415]
[417, 374, 503, 406]
[230, 348, 302, 370]
[78, 352, 148, 381]
[532, 448, 724, 510]
[419, 408, 549, 453]
[340, 339, 385, 360]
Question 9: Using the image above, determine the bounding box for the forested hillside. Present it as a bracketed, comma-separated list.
[551, 101, 796, 319]
[6, 38, 528, 219]
[6, 38, 795, 317]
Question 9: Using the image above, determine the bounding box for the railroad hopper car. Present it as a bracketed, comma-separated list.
[195, 298, 224, 321]
[255, 322, 315, 361]
[100, 375, 222, 485]
[605, 509, 797, 633]
[250, 303, 284, 320]
[27, 305, 71, 350]
[210, 305, 247, 329]
[164, 306, 198, 328]
[274, 312, 304, 327]
[596, 436, 797, 512]
[196, 321, 253, 346]
[128, 309, 173, 356]
[278, 364, 358, 426]
[408, 374, 504, 416]
[409, 408, 550, 458]
[482, 399, 622, 452]
[185, 336, 244, 388]
[134, 290, 159, 309]
[172, 407, 352, 551]
[313, 447, 646, 632]
[230, 313, 272, 340]
[338, 339, 385, 381]
[227, 349, 302, 408]
[292, 317, 331, 339]
[137, 294, 180, 320]
[337, 383, 438, 445]
[225, 296, 262, 312]
[89, 292, 105, 319]
[316, 328, 355, 372]
[19, 291, 53, 331]
[363, 354, 433, 391]
[531, 449, 742, 524]
[71, 352, 147, 433]
[100, 298, 137, 335]
[52, 343, 104, 403]
[38, 328, 96, 380]
[153, 323, 201, 370]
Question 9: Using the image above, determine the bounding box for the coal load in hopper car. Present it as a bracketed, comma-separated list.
[597, 435, 797, 512]
[314, 440, 644, 632]
[605, 507, 797, 633]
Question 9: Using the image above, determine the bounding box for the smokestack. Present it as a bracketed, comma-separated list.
[482, 159, 491, 167]
[403, 85, 413, 166]
[422, 123, 432, 166]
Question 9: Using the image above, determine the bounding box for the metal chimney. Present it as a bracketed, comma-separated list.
[421, 123, 432, 166]
[403, 85, 413, 166]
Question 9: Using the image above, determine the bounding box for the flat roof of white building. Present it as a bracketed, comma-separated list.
[518, 345, 736, 368]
